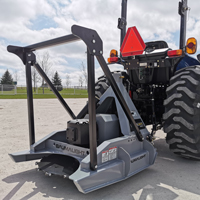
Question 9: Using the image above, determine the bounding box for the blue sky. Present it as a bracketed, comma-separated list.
[0, 0, 200, 86]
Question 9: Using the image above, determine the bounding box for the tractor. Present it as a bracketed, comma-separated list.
[7, 0, 200, 194]
[105, 0, 200, 160]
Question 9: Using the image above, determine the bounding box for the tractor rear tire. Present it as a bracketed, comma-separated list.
[95, 76, 110, 99]
[163, 65, 200, 160]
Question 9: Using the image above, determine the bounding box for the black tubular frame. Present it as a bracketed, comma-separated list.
[7, 24, 143, 171]
[26, 52, 36, 145]
[179, 0, 188, 50]
[27, 34, 80, 51]
[87, 49, 97, 170]
[119, 0, 128, 47]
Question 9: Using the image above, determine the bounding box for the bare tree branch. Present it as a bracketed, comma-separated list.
[31, 66, 40, 92]
[79, 75, 84, 87]
[36, 51, 52, 93]
[66, 74, 71, 88]
[13, 70, 20, 83]
[80, 62, 88, 87]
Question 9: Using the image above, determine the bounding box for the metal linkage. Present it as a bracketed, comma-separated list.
[150, 85, 157, 138]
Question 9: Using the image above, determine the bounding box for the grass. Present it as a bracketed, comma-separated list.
[0, 87, 88, 99]
[0, 94, 88, 99]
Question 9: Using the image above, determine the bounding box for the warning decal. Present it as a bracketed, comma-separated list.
[102, 150, 109, 163]
[102, 147, 117, 163]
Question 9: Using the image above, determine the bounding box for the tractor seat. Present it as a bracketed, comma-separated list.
[135, 41, 170, 60]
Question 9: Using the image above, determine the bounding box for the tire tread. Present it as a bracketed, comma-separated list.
[163, 65, 200, 160]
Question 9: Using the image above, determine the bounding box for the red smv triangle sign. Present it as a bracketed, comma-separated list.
[120, 26, 146, 57]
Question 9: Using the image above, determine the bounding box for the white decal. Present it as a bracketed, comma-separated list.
[109, 147, 117, 160]
[102, 147, 117, 163]
[102, 150, 109, 163]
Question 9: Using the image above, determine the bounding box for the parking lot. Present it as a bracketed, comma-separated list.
[0, 99, 200, 200]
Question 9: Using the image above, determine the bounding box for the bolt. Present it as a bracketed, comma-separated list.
[92, 39, 96, 43]
[100, 51, 103, 54]
[49, 173, 52, 177]
[93, 49, 96, 53]
[63, 175, 67, 178]
[28, 54, 31, 56]
[95, 165, 97, 169]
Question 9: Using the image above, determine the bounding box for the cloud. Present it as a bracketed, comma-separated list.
[0, 0, 200, 86]
[0, 41, 22, 69]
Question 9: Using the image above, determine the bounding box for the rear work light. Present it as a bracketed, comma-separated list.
[186, 37, 197, 54]
[167, 49, 183, 57]
[108, 49, 119, 63]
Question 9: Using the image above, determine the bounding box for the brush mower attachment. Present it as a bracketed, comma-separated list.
[7, 25, 157, 193]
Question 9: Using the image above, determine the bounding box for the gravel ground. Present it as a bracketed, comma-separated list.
[0, 99, 200, 200]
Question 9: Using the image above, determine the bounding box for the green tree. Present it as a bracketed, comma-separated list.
[52, 71, 63, 91]
[1, 69, 13, 85]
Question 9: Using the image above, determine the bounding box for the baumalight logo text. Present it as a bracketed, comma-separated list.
[131, 154, 146, 163]
[55, 143, 85, 156]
